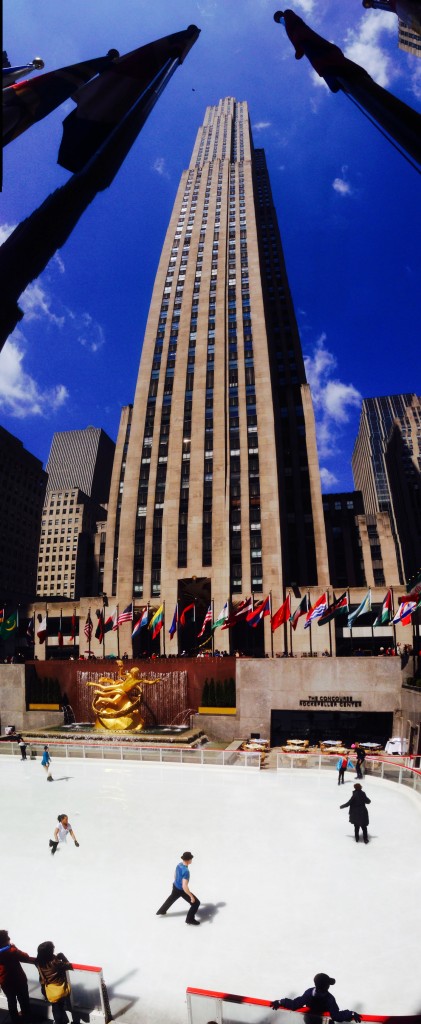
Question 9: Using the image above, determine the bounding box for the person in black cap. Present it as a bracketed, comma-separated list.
[271, 973, 361, 1021]
[156, 852, 201, 925]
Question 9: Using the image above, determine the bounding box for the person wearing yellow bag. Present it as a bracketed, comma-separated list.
[36, 942, 74, 1024]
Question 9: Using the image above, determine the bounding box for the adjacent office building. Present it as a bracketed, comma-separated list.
[0, 426, 47, 605]
[352, 394, 421, 583]
[37, 427, 115, 599]
[103, 97, 329, 653]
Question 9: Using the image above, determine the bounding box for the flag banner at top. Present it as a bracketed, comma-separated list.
[317, 592, 349, 627]
[347, 590, 372, 629]
[304, 593, 328, 629]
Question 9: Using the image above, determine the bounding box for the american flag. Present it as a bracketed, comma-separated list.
[116, 603, 133, 627]
[198, 605, 212, 637]
[84, 612, 93, 641]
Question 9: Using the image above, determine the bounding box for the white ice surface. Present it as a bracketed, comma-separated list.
[1, 756, 421, 1023]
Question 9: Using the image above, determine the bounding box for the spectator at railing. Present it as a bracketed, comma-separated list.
[36, 941, 74, 1024]
[0, 929, 36, 1024]
[271, 972, 361, 1021]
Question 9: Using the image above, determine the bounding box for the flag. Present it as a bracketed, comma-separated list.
[58, 28, 200, 174]
[179, 602, 196, 626]
[0, 611, 18, 639]
[84, 612, 93, 642]
[149, 605, 164, 640]
[392, 599, 419, 626]
[104, 608, 118, 633]
[58, 611, 64, 647]
[212, 601, 229, 631]
[317, 592, 349, 627]
[168, 606, 178, 639]
[271, 594, 291, 632]
[222, 597, 253, 630]
[0, 608, 4, 625]
[26, 617, 34, 645]
[373, 590, 393, 628]
[37, 614, 47, 644]
[246, 596, 271, 628]
[116, 602, 133, 627]
[68, 609, 77, 644]
[304, 593, 328, 629]
[95, 609, 104, 642]
[348, 590, 372, 629]
[198, 605, 213, 638]
[132, 607, 149, 637]
[289, 594, 309, 631]
[3, 52, 120, 147]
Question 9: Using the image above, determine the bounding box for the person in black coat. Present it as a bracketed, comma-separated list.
[271, 972, 361, 1021]
[354, 743, 366, 779]
[340, 782, 371, 843]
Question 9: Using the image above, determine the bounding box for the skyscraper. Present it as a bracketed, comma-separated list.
[37, 426, 115, 599]
[352, 394, 421, 583]
[104, 98, 328, 653]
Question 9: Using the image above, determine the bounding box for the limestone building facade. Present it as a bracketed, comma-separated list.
[103, 97, 329, 654]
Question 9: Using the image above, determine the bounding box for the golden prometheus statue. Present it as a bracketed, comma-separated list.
[86, 661, 158, 731]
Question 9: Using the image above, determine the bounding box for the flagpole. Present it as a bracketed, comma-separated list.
[163, 602, 166, 657]
[391, 588, 397, 651]
[308, 593, 312, 657]
[211, 599, 215, 655]
[102, 601, 105, 659]
[45, 604, 48, 660]
[88, 607, 92, 657]
[116, 605, 120, 659]
[269, 592, 274, 659]
[348, 589, 353, 655]
[289, 616, 293, 659]
[73, 607, 77, 651]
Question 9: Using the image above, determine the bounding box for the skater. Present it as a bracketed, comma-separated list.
[340, 782, 371, 843]
[0, 929, 36, 1024]
[50, 814, 79, 855]
[354, 743, 366, 779]
[41, 745, 53, 781]
[271, 972, 361, 1021]
[36, 941, 74, 1024]
[156, 851, 201, 925]
[336, 751, 349, 785]
[17, 735, 27, 760]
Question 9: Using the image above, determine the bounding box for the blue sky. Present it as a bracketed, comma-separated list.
[1, 0, 420, 491]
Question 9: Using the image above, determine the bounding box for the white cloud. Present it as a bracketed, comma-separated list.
[304, 334, 362, 459]
[344, 10, 396, 88]
[332, 176, 352, 196]
[153, 157, 169, 178]
[320, 467, 339, 489]
[20, 281, 65, 327]
[0, 222, 16, 244]
[252, 121, 272, 131]
[0, 335, 69, 418]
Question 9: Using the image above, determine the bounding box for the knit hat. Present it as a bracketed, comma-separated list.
[181, 851, 193, 860]
[314, 974, 335, 991]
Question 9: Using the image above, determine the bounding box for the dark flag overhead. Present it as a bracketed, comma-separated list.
[274, 9, 421, 170]
[317, 592, 349, 627]
[0, 25, 200, 352]
[3, 51, 119, 147]
[58, 27, 200, 173]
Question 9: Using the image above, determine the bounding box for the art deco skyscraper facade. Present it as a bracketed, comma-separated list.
[104, 98, 328, 650]
[352, 394, 421, 583]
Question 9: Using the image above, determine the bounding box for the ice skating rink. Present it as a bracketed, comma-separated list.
[1, 756, 421, 1023]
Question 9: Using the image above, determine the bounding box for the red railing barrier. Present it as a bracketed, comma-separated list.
[71, 962, 102, 972]
[186, 986, 421, 1022]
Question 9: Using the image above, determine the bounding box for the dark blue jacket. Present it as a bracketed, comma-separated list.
[280, 987, 355, 1021]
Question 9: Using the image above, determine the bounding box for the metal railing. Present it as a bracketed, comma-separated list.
[186, 986, 421, 1023]
[0, 961, 111, 1023]
[275, 751, 421, 794]
[0, 740, 260, 769]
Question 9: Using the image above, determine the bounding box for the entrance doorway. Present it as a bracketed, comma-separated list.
[270, 709, 393, 748]
[177, 578, 211, 656]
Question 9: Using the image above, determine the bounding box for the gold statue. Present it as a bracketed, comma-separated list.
[86, 662, 158, 731]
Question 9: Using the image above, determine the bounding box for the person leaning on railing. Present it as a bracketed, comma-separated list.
[271, 972, 361, 1022]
